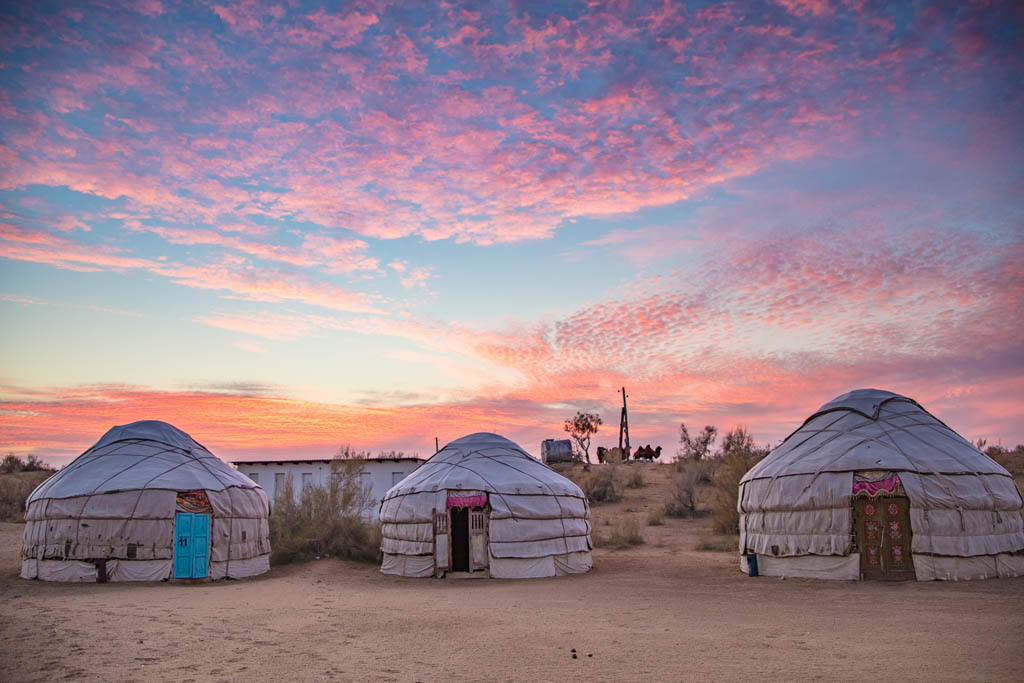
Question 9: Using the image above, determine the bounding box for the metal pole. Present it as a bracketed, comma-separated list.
[618, 387, 626, 456]
[618, 387, 630, 459]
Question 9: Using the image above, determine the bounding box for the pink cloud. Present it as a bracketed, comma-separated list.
[196, 310, 342, 341]
[0, 224, 388, 314]
[154, 259, 388, 314]
[135, 0, 164, 17]
[776, 0, 831, 18]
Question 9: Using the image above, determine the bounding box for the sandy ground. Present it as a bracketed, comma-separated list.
[2, 465, 1023, 682]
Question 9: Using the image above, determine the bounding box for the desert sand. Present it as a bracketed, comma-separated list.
[2, 464, 1023, 682]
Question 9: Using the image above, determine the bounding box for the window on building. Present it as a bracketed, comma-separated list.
[275, 472, 286, 493]
[392, 471, 405, 486]
[248, 472, 259, 484]
[302, 472, 313, 489]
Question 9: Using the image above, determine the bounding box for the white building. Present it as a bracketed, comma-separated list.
[232, 456, 424, 520]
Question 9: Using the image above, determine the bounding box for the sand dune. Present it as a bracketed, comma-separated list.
[2, 465, 1023, 682]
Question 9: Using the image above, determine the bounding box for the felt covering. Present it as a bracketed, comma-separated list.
[21, 421, 270, 582]
[380, 432, 592, 579]
[738, 389, 1024, 580]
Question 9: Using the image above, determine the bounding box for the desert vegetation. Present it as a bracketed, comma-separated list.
[564, 411, 602, 463]
[0, 454, 55, 522]
[593, 516, 644, 549]
[268, 456, 381, 565]
[671, 423, 769, 540]
[1, 453, 54, 474]
[664, 462, 702, 518]
[580, 463, 624, 503]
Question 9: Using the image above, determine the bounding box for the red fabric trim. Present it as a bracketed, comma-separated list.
[447, 494, 487, 509]
[852, 473, 901, 496]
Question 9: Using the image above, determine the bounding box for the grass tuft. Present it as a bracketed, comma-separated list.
[625, 466, 645, 489]
[695, 530, 738, 552]
[646, 506, 665, 526]
[594, 516, 644, 548]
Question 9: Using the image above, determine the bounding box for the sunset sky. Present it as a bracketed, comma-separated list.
[1, 1, 1021, 465]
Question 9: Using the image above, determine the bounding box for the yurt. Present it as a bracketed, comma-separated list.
[738, 389, 1024, 581]
[21, 420, 270, 582]
[379, 432, 592, 579]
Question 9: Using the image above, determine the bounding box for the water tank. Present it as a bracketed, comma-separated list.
[540, 439, 574, 464]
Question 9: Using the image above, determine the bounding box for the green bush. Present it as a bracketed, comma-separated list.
[269, 459, 382, 565]
[646, 506, 665, 526]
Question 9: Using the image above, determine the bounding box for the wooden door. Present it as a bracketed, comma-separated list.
[191, 513, 210, 578]
[469, 510, 488, 572]
[174, 513, 194, 578]
[855, 496, 914, 580]
[174, 512, 211, 579]
[433, 510, 449, 577]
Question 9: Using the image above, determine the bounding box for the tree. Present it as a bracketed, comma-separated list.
[564, 412, 602, 464]
[678, 423, 717, 461]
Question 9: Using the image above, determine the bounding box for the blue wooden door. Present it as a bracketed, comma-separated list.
[174, 513, 193, 578]
[174, 512, 211, 578]
[191, 513, 210, 578]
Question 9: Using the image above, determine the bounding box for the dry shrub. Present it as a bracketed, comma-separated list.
[625, 466, 645, 489]
[551, 462, 588, 488]
[594, 517, 644, 548]
[1, 453, 54, 474]
[695, 529, 737, 552]
[0, 471, 54, 522]
[674, 456, 715, 484]
[664, 463, 701, 518]
[988, 446, 1024, 474]
[646, 506, 665, 526]
[709, 429, 765, 534]
[269, 460, 381, 565]
[582, 464, 623, 503]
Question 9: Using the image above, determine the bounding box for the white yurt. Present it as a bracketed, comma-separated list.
[21, 420, 270, 582]
[738, 389, 1024, 581]
[379, 432, 592, 579]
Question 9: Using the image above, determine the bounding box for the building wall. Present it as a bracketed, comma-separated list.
[235, 459, 422, 520]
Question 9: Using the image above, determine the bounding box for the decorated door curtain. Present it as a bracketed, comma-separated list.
[447, 491, 487, 509]
[176, 489, 212, 513]
[853, 471, 902, 497]
[859, 499, 909, 569]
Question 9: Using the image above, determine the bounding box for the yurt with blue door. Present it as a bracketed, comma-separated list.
[379, 432, 593, 579]
[21, 420, 270, 582]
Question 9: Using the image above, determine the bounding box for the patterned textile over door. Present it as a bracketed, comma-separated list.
[855, 496, 915, 580]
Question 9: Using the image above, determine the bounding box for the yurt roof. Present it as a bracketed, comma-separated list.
[28, 420, 258, 502]
[383, 432, 583, 499]
[742, 389, 1010, 482]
